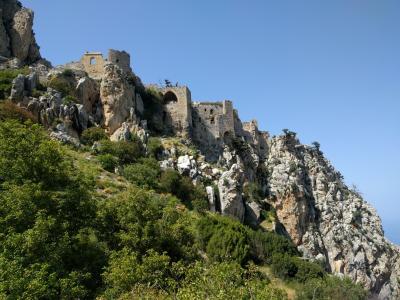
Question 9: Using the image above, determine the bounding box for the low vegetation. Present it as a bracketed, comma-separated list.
[0, 115, 368, 299]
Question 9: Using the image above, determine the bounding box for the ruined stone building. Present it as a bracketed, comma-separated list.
[81, 50, 131, 79]
[73, 49, 269, 159]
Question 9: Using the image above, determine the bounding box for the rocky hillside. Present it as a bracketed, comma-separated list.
[0, 1, 399, 299]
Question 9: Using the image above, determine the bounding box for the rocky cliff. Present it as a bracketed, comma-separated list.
[0, 0, 42, 68]
[2, 2, 400, 299]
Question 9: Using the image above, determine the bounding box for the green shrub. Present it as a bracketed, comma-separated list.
[61, 69, 75, 77]
[147, 137, 163, 158]
[197, 215, 250, 265]
[297, 276, 368, 300]
[248, 230, 298, 263]
[158, 169, 208, 211]
[293, 258, 325, 283]
[243, 182, 264, 203]
[98, 154, 118, 172]
[177, 262, 287, 299]
[123, 158, 161, 189]
[271, 254, 298, 279]
[81, 127, 108, 145]
[62, 95, 78, 105]
[47, 75, 76, 97]
[97, 138, 144, 165]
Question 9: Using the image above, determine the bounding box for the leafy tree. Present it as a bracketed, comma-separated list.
[0, 120, 104, 298]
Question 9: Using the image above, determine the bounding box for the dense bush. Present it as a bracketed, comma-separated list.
[158, 169, 208, 211]
[0, 101, 37, 123]
[81, 127, 108, 145]
[96, 138, 144, 165]
[0, 120, 102, 298]
[197, 214, 250, 264]
[147, 137, 163, 158]
[47, 74, 76, 97]
[270, 254, 325, 283]
[297, 276, 368, 300]
[98, 154, 118, 172]
[123, 158, 161, 189]
[177, 262, 287, 300]
[248, 230, 298, 263]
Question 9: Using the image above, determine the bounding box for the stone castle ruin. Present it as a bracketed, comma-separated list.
[54, 48, 269, 160]
[80, 49, 131, 79]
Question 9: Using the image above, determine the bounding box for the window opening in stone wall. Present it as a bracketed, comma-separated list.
[210, 109, 214, 115]
[210, 117, 215, 124]
[90, 57, 96, 65]
[163, 91, 178, 103]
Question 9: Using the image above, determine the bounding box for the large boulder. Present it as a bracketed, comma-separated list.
[100, 63, 135, 134]
[0, 1, 41, 64]
[218, 164, 245, 221]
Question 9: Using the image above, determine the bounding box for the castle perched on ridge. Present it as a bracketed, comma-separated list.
[74, 49, 269, 160]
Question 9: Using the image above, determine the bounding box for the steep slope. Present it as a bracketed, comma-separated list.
[266, 134, 400, 299]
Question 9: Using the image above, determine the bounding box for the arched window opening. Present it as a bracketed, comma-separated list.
[163, 91, 178, 103]
[210, 117, 215, 124]
[210, 109, 214, 115]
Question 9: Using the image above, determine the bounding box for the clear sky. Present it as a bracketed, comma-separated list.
[21, 0, 400, 244]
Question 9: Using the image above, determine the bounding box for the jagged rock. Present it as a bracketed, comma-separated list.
[77, 104, 88, 131]
[76, 77, 99, 112]
[177, 155, 198, 178]
[160, 159, 174, 170]
[10, 74, 25, 102]
[50, 123, 80, 147]
[100, 63, 135, 134]
[110, 122, 132, 141]
[9, 7, 40, 63]
[218, 164, 245, 221]
[245, 201, 262, 227]
[206, 186, 217, 212]
[266, 134, 400, 299]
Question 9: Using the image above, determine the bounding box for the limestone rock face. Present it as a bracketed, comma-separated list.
[76, 77, 99, 113]
[0, 12, 10, 57]
[218, 164, 245, 221]
[100, 63, 135, 134]
[265, 134, 400, 299]
[0, 1, 41, 64]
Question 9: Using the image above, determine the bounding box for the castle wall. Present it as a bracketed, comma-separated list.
[242, 119, 269, 159]
[191, 100, 235, 160]
[81, 52, 105, 79]
[108, 49, 131, 74]
[160, 86, 192, 137]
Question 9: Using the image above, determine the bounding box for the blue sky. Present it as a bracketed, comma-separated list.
[21, 0, 399, 244]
